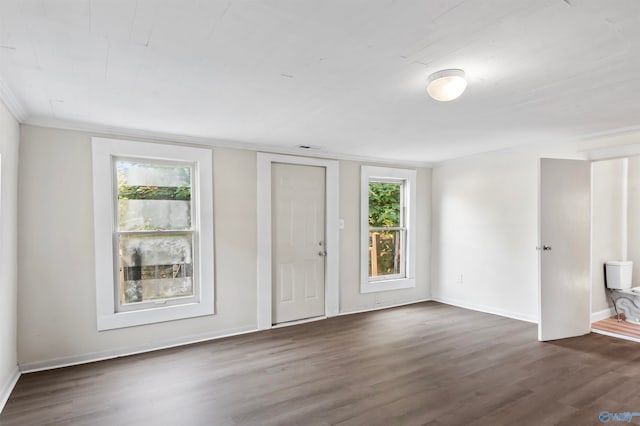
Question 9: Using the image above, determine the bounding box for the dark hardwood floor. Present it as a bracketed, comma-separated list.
[2, 301, 639, 426]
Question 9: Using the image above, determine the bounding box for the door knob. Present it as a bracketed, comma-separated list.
[318, 251, 327, 257]
[536, 245, 552, 251]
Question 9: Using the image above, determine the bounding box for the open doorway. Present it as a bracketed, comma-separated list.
[591, 156, 640, 342]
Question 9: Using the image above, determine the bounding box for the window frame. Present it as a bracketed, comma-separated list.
[367, 178, 406, 282]
[360, 166, 416, 293]
[113, 156, 197, 312]
[92, 137, 214, 331]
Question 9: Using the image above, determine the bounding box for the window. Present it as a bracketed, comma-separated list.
[116, 160, 195, 308]
[92, 138, 214, 330]
[368, 180, 405, 279]
[361, 166, 416, 293]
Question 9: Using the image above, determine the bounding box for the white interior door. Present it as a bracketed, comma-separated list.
[539, 158, 591, 341]
[272, 163, 326, 324]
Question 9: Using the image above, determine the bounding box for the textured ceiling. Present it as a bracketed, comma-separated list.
[1, 0, 639, 163]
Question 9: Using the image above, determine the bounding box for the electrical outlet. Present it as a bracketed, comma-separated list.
[456, 273, 464, 284]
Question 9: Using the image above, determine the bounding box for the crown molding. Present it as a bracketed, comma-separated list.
[0, 76, 27, 122]
[578, 124, 640, 142]
[23, 116, 433, 168]
[583, 143, 640, 161]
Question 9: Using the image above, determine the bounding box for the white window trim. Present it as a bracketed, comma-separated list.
[92, 137, 214, 331]
[256, 153, 340, 330]
[361, 166, 416, 293]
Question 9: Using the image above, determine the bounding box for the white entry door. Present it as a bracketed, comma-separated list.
[538, 158, 591, 341]
[272, 163, 326, 324]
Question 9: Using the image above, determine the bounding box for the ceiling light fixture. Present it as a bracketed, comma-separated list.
[426, 69, 467, 102]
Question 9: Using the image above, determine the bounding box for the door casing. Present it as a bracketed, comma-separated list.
[257, 153, 339, 330]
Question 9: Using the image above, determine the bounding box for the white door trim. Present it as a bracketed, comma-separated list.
[257, 153, 339, 330]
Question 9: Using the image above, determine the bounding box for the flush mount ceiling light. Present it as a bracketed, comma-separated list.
[426, 69, 467, 102]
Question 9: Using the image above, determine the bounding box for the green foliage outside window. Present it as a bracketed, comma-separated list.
[368, 182, 402, 276]
[118, 185, 191, 201]
[116, 161, 192, 201]
[368, 182, 400, 227]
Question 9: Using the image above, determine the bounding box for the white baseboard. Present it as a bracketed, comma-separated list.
[431, 296, 538, 324]
[19, 325, 257, 373]
[20, 297, 530, 375]
[591, 328, 640, 343]
[591, 307, 615, 323]
[18, 300, 435, 374]
[338, 298, 432, 316]
[0, 366, 20, 414]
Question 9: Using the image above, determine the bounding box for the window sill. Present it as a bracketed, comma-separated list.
[360, 278, 416, 294]
[97, 302, 214, 331]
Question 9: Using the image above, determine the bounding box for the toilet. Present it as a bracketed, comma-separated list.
[605, 260, 640, 324]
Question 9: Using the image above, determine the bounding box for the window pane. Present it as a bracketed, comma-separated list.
[119, 233, 194, 305]
[369, 230, 402, 277]
[368, 182, 401, 227]
[116, 160, 192, 231]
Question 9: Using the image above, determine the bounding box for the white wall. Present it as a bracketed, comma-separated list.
[17, 125, 432, 368]
[339, 161, 431, 313]
[18, 126, 258, 367]
[0, 100, 20, 407]
[591, 159, 626, 315]
[431, 150, 540, 322]
[432, 132, 640, 323]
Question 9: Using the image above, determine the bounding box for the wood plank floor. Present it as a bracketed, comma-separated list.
[592, 316, 640, 340]
[2, 302, 640, 426]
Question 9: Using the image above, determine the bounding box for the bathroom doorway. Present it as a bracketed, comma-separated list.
[591, 155, 640, 342]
